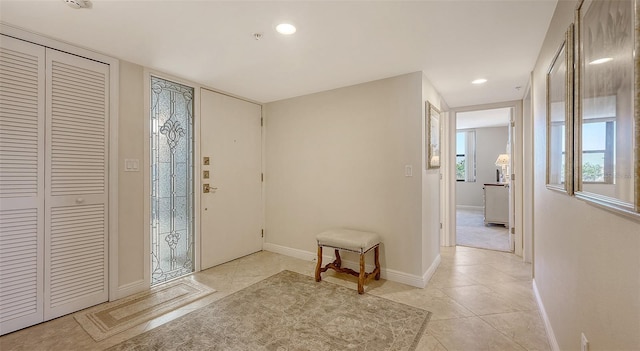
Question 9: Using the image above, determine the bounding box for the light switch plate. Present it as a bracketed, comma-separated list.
[124, 159, 139, 172]
[405, 165, 413, 177]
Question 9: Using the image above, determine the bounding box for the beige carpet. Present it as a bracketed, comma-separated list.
[108, 270, 432, 351]
[74, 279, 215, 341]
[457, 207, 510, 252]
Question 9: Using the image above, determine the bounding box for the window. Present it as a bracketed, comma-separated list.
[582, 120, 615, 183]
[456, 130, 476, 182]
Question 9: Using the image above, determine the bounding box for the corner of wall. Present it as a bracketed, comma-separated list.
[421, 254, 441, 288]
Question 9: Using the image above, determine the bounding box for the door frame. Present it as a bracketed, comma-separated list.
[0, 24, 120, 301]
[444, 100, 525, 256]
[143, 70, 265, 287]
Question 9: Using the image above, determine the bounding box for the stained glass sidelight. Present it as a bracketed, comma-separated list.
[150, 76, 194, 286]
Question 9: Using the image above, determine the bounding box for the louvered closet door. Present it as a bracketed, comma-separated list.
[44, 49, 109, 320]
[0, 35, 45, 335]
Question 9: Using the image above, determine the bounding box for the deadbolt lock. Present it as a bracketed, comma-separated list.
[203, 170, 210, 179]
[203, 157, 210, 165]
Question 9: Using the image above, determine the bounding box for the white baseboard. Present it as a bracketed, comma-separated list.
[456, 205, 484, 210]
[112, 279, 148, 300]
[263, 242, 430, 288]
[532, 279, 560, 351]
[421, 254, 441, 288]
[264, 242, 316, 261]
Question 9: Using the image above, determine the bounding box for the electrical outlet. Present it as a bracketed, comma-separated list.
[581, 333, 589, 351]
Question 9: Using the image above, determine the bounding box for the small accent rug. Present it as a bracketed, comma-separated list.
[457, 207, 510, 252]
[108, 270, 431, 351]
[74, 279, 215, 341]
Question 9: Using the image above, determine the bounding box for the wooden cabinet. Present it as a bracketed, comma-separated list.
[484, 183, 509, 226]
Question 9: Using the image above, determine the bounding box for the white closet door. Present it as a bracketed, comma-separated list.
[0, 35, 45, 335]
[44, 49, 109, 320]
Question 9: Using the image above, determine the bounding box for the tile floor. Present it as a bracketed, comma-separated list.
[0, 246, 550, 351]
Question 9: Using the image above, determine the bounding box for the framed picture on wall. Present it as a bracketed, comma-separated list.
[546, 24, 574, 194]
[426, 101, 441, 169]
[574, 0, 639, 214]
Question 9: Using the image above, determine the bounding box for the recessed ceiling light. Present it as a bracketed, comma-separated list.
[589, 57, 613, 65]
[276, 23, 296, 35]
[63, 0, 88, 8]
[472, 78, 487, 85]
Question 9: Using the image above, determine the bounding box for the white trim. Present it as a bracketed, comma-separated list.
[442, 106, 455, 247]
[113, 279, 147, 300]
[421, 254, 441, 288]
[142, 71, 151, 290]
[263, 243, 429, 288]
[532, 279, 560, 351]
[107, 55, 119, 303]
[447, 100, 524, 252]
[263, 242, 314, 262]
[456, 205, 484, 211]
[193, 89, 201, 274]
[522, 77, 534, 264]
[1, 23, 121, 303]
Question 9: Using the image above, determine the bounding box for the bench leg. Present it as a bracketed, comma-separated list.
[334, 249, 342, 268]
[315, 246, 322, 282]
[358, 252, 365, 294]
[374, 246, 381, 280]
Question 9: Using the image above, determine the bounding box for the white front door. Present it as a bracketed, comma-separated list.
[200, 89, 262, 270]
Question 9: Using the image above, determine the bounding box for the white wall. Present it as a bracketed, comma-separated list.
[264, 72, 441, 281]
[456, 126, 508, 207]
[117, 61, 146, 290]
[532, 1, 640, 349]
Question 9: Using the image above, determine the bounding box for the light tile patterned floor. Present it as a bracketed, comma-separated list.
[0, 247, 549, 351]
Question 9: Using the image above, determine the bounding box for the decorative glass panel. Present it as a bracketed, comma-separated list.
[150, 76, 194, 285]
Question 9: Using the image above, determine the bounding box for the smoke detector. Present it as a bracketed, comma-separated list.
[64, 0, 89, 9]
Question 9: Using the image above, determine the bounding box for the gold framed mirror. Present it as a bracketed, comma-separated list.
[426, 101, 441, 169]
[574, 0, 639, 215]
[546, 24, 575, 194]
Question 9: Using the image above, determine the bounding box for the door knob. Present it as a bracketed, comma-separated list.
[203, 184, 219, 193]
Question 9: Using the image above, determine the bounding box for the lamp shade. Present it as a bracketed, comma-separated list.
[495, 154, 510, 166]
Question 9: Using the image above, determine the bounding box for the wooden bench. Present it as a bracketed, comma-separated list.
[314, 229, 381, 294]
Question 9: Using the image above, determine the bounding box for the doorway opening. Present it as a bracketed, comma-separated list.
[455, 107, 513, 252]
[149, 76, 195, 286]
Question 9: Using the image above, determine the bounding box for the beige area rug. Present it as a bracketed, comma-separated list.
[457, 207, 510, 252]
[74, 279, 215, 341]
[108, 270, 432, 351]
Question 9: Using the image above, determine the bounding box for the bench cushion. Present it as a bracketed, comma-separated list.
[316, 229, 380, 252]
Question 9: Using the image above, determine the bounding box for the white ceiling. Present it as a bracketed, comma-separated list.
[0, 0, 557, 107]
[456, 107, 511, 130]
